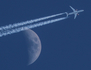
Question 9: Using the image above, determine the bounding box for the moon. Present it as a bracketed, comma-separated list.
[24, 29, 42, 65]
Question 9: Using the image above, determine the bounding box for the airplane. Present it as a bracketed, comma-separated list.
[65, 6, 84, 19]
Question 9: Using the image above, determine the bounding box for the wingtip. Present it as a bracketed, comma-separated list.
[74, 18, 76, 19]
[69, 6, 71, 7]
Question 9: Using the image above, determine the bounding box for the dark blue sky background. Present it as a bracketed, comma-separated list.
[0, 0, 91, 70]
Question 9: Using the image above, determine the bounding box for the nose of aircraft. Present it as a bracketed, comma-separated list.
[79, 10, 84, 12]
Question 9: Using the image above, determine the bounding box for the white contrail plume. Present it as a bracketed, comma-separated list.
[0, 13, 65, 31]
[0, 17, 67, 37]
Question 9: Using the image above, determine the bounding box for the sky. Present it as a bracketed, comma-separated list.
[0, 0, 91, 70]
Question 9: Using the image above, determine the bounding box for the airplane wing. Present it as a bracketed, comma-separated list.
[74, 13, 77, 19]
[70, 6, 78, 19]
[70, 6, 75, 12]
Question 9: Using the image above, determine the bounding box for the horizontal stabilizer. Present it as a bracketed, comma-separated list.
[65, 12, 69, 17]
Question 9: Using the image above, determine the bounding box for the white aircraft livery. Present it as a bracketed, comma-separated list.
[68, 6, 84, 19]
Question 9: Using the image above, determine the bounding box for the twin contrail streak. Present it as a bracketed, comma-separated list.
[0, 13, 65, 31]
[0, 6, 84, 38]
[0, 17, 67, 37]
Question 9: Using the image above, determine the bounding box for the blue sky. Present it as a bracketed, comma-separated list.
[0, 0, 91, 70]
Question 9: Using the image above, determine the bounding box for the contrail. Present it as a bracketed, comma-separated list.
[0, 13, 65, 31]
[0, 17, 67, 37]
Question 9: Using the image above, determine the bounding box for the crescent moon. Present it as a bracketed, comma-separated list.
[24, 29, 42, 65]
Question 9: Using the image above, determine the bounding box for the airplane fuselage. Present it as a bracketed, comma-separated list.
[65, 6, 84, 19]
[68, 10, 84, 15]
